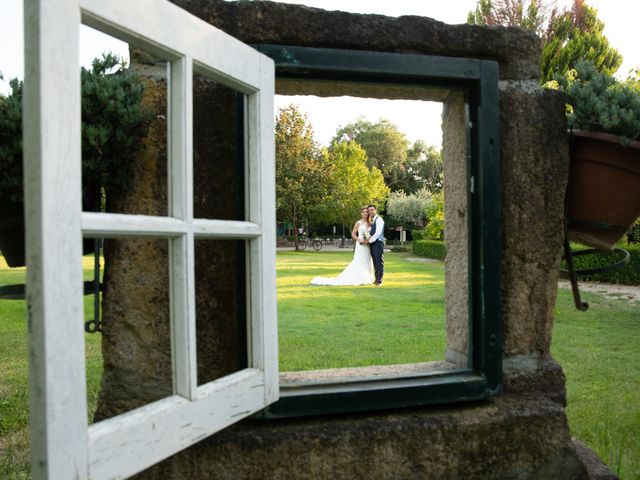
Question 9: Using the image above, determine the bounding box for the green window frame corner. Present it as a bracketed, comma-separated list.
[254, 45, 502, 418]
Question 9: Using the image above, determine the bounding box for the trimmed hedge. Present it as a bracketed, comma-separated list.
[413, 239, 446, 260]
[564, 243, 640, 286]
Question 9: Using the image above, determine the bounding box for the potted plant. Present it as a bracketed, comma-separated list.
[549, 61, 640, 250]
[0, 54, 152, 267]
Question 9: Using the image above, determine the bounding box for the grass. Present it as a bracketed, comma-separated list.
[0, 251, 638, 478]
[0, 256, 103, 479]
[552, 288, 640, 479]
[277, 251, 446, 371]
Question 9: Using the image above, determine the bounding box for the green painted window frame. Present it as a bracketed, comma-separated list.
[254, 45, 502, 418]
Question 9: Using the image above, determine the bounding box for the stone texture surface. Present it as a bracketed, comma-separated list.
[442, 92, 469, 364]
[95, 80, 172, 420]
[171, 0, 541, 80]
[498, 86, 569, 358]
[137, 393, 586, 480]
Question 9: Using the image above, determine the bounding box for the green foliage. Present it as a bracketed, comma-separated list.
[468, 0, 622, 84]
[0, 53, 151, 205]
[548, 61, 640, 141]
[564, 242, 640, 285]
[541, 1, 622, 84]
[0, 79, 22, 202]
[275, 104, 330, 235]
[412, 239, 447, 260]
[424, 191, 445, 240]
[627, 219, 640, 244]
[400, 140, 443, 194]
[318, 140, 389, 227]
[386, 188, 432, 230]
[332, 117, 409, 188]
[81, 53, 152, 195]
[411, 229, 427, 241]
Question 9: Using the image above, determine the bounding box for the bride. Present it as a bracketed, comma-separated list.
[311, 206, 374, 286]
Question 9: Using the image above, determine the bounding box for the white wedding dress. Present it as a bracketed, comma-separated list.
[310, 222, 374, 286]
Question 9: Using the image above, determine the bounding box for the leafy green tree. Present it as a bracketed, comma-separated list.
[386, 188, 432, 230]
[399, 140, 443, 194]
[467, 0, 622, 83]
[540, 0, 622, 83]
[275, 104, 330, 240]
[318, 140, 389, 227]
[332, 117, 409, 186]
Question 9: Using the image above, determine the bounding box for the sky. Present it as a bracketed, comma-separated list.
[1, 0, 639, 148]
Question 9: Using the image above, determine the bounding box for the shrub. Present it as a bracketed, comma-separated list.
[411, 229, 426, 241]
[564, 242, 640, 286]
[413, 239, 446, 260]
[0, 53, 152, 204]
[548, 61, 640, 142]
[424, 191, 444, 240]
[627, 220, 640, 244]
[386, 188, 432, 230]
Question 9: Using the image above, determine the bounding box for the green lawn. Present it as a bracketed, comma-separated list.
[0, 251, 638, 478]
[0, 256, 103, 478]
[277, 251, 446, 371]
[552, 287, 640, 478]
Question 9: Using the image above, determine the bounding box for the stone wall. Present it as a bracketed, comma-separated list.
[96, 1, 594, 478]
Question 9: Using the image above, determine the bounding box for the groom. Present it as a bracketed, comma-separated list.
[366, 204, 385, 286]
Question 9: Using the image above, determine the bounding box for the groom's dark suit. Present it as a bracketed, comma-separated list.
[369, 215, 385, 285]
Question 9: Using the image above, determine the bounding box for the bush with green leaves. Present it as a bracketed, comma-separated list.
[424, 191, 445, 240]
[413, 239, 446, 260]
[386, 188, 432, 230]
[548, 60, 640, 142]
[0, 53, 152, 205]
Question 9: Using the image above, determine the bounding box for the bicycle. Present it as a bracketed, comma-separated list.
[294, 237, 322, 251]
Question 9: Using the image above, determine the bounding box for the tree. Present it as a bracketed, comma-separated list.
[467, 0, 622, 83]
[540, 0, 622, 83]
[385, 188, 432, 230]
[275, 104, 330, 240]
[332, 118, 409, 186]
[318, 140, 389, 227]
[400, 140, 443, 194]
[467, 0, 552, 35]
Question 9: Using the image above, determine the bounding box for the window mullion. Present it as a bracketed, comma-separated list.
[169, 56, 197, 399]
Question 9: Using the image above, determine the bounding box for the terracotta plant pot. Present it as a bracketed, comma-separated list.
[567, 129, 640, 251]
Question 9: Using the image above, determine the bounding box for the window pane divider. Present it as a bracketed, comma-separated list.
[81, 212, 261, 239]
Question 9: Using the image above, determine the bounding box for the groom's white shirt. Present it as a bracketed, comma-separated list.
[369, 215, 385, 243]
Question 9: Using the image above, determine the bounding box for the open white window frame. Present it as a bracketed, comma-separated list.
[23, 0, 276, 479]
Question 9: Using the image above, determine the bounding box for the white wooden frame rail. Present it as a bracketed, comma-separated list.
[23, 0, 277, 478]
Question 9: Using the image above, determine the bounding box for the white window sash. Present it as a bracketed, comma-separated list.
[24, 0, 277, 478]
